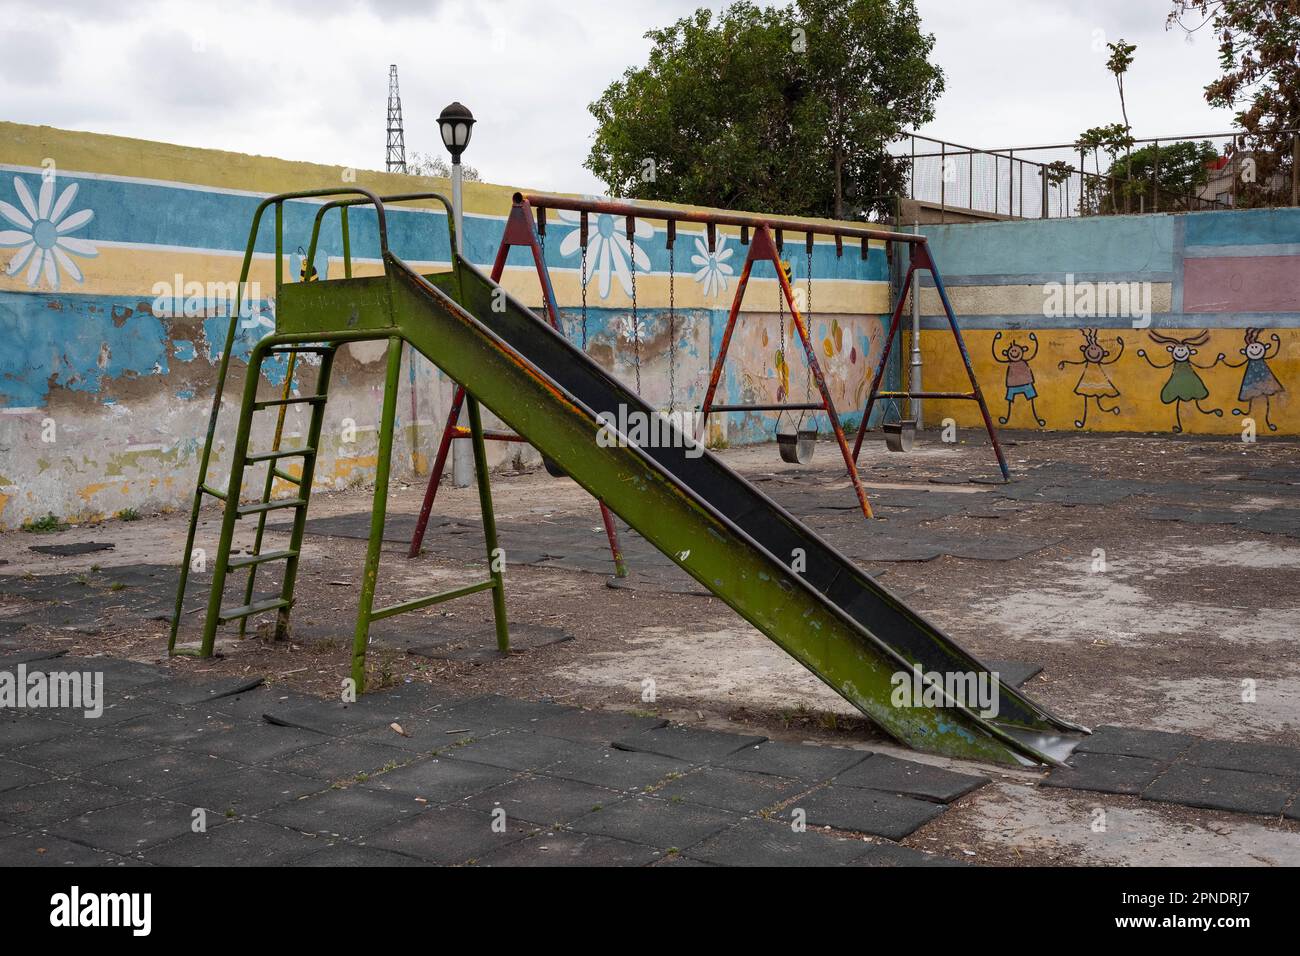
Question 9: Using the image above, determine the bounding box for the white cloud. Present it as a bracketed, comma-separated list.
[0, 0, 1237, 195]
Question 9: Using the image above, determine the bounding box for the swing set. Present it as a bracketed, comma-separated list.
[406, 192, 1006, 560]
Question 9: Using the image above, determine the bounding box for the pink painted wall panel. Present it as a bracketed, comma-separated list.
[1183, 255, 1300, 313]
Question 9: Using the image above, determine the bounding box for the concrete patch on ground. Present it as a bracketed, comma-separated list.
[552, 624, 860, 717]
[957, 782, 1300, 866]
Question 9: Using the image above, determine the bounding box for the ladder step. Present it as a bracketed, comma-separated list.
[267, 346, 334, 355]
[218, 597, 290, 622]
[200, 483, 228, 501]
[271, 467, 301, 485]
[227, 548, 298, 570]
[253, 396, 327, 410]
[246, 446, 316, 463]
[236, 498, 307, 516]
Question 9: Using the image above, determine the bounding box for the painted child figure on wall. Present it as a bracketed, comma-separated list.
[1057, 328, 1124, 427]
[1136, 330, 1223, 433]
[992, 331, 1046, 427]
[1223, 328, 1284, 432]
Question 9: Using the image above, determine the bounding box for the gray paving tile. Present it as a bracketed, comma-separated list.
[1074, 726, 1195, 762]
[781, 784, 944, 840]
[1042, 753, 1169, 796]
[0, 714, 75, 752]
[850, 843, 971, 867]
[79, 750, 240, 793]
[1142, 763, 1296, 817]
[51, 797, 195, 855]
[612, 725, 766, 763]
[174, 722, 326, 764]
[350, 712, 491, 754]
[0, 757, 52, 792]
[263, 697, 400, 736]
[1182, 739, 1300, 779]
[361, 755, 515, 802]
[833, 754, 989, 803]
[685, 817, 873, 866]
[0, 778, 131, 827]
[10, 733, 153, 776]
[464, 774, 619, 826]
[443, 730, 574, 772]
[0, 830, 138, 867]
[476, 829, 663, 867]
[260, 786, 428, 839]
[717, 740, 869, 781]
[141, 674, 265, 706]
[655, 767, 805, 814]
[367, 803, 537, 864]
[568, 794, 738, 850]
[544, 746, 690, 791]
[276, 739, 413, 783]
[528, 708, 666, 744]
[295, 843, 432, 866]
[141, 819, 323, 866]
[443, 694, 575, 730]
[163, 766, 324, 818]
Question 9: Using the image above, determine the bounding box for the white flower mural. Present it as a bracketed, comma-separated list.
[0, 175, 97, 290]
[558, 205, 653, 299]
[618, 314, 648, 344]
[691, 233, 734, 298]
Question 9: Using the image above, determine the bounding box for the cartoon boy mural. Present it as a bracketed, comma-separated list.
[992, 331, 1045, 427]
[1222, 328, 1284, 432]
[1057, 329, 1124, 428]
[1136, 330, 1223, 433]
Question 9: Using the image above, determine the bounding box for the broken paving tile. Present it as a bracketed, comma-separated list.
[611, 725, 767, 764]
[685, 817, 873, 866]
[1074, 726, 1194, 762]
[654, 767, 805, 814]
[28, 541, 115, 556]
[1041, 753, 1166, 796]
[1142, 763, 1295, 817]
[781, 784, 944, 841]
[981, 659, 1042, 688]
[833, 754, 988, 803]
[718, 739, 869, 782]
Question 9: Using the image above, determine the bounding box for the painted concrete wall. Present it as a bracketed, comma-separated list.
[912, 207, 1299, 435]
[0, 123, 890, 528]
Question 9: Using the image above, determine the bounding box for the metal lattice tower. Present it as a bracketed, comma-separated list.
[386, 64, 407, 174]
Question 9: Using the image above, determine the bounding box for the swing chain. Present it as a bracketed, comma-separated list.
[668, 241, 676, 412]
[630, 228, 641, 394]
[580, 238, 589, 350]
[805, 247, 814, 401]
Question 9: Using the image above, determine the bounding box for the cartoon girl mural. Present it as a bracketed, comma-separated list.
[992, 331, 1045, 427]
[1222, 328, 1284, 431]
[1057, 329, 1124, 428]
[1136, 330, 1223, 433]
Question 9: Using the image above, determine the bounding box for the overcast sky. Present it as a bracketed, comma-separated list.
[0, 0, 1237, 192]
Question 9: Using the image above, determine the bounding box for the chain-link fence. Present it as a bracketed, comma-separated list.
[894, 131, 1299, 220]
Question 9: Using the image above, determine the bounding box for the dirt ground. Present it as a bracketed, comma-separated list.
[4, 430, 1300, 866]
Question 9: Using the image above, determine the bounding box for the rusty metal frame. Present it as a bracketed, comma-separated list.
[407, 196, 627, 575]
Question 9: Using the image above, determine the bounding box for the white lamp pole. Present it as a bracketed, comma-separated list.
[438, 102, 476, 487]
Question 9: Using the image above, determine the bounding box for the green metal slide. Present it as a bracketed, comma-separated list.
[176, 189, 1086, 768]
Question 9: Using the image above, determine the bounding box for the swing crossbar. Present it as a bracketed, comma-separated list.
[873, 390, 976, 401]
[710, 402, 823, 413]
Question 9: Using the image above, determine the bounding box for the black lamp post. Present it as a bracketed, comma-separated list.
[438, 102, 475, 164]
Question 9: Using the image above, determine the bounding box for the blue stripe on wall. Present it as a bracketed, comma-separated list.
[1183, 206, 1300, 247]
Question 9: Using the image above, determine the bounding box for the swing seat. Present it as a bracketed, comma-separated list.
[778, 427, 818, 464]
[883, 419, 916, 453]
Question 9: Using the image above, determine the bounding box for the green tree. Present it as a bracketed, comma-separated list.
[1094, 140, 1220, 211]
[584, 0, 943, 219]
[1167, 0, 1299, 202]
